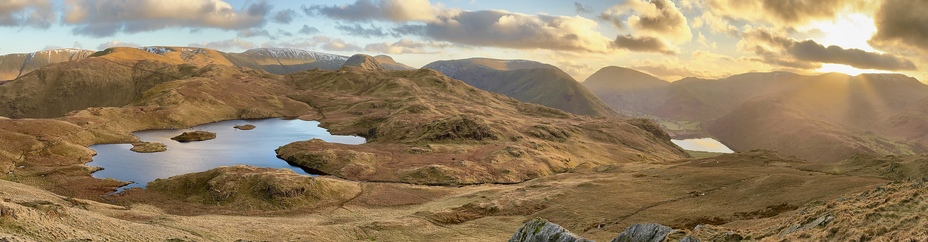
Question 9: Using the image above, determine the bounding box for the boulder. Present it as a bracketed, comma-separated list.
[509, 218, 592, 242]
[611, 223, 673, 242]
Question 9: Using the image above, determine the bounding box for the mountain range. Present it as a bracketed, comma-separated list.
[0, 45, 925, 241]
[424, 58, 615, 117]
[585, 67, 928, 162]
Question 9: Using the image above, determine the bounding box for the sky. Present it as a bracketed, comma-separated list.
[0, 0, 926, 82]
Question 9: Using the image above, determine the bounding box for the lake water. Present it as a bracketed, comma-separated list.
[87, 118, 366, 189]
[671, 138, 734, 153]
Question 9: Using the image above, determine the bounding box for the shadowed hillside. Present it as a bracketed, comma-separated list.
[586, 68, 928, 163]
[424, 58, 615, 117]
[582, 66, 669, 116]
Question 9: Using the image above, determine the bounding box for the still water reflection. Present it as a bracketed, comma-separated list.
[670, 138, 734, 153]
[88, 118, 365, 189]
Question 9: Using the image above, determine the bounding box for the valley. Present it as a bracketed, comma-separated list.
[0, 46, 923, 241]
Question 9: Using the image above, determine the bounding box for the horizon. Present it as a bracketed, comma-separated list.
[1, 0, 925, 82]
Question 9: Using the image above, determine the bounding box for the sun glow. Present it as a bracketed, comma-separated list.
[808, 13, 878, 52]
[806, 13, 888, 75]
[817, 64, 891, 76]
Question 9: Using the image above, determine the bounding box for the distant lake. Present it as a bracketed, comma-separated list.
[671, 138, 734, 153]
[87, 118, 366, 189]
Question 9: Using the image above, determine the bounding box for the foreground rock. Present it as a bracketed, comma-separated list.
[170, 131, 216, 142]
[129, 142, 166, 153]
[509, 218, 592, 242]
[233, 124, 256, 130]
[611, 223, 674, 242]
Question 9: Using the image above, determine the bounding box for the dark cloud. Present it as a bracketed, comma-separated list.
[742, 28, 916, 71]
[788, 40, 916, 71]
[189, 38, 255, 51]
[869, 0, 928, 54]
[63, 0, 270, 37]
[613, 35, 676, 54]
[298, 25, 320, 35]
[274, 9, 298, 24]
[277, 29, 293, 37]
[574, 2, 592, 14]
[336, 24, 398, 37]
[0, 0, 55, 28]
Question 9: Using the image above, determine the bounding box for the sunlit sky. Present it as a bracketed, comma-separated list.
[1, 0, 925, 81]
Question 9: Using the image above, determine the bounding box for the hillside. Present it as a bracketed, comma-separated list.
[708, 73, 928, 162]
[584, 69, 928, 163]
[424, 58, 615, 117]
[0, 49, 95, 81]
[582, 66, 669, 116]
[343, 54, 386, 70]
[0, 48, 686, 198]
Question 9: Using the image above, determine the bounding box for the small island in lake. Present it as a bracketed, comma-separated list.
[171, 131, 217, 142]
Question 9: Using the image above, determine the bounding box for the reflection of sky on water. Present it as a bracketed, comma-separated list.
[671, 138, 734, 153]
[87, 119, 365, 189]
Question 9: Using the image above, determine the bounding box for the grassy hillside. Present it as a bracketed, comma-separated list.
[424, 58, 615, 117]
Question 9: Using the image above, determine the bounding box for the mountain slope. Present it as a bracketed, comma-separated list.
[343, 54, 385, 70]
[423, 58, 615, 117]
[0, 49, 95, 81]
[582, 66, 669, 116]
[707, 73, 928, 162]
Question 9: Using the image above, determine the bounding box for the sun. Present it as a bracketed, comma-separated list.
[817, 64, 891, 76]
[805, 13, 890, 76]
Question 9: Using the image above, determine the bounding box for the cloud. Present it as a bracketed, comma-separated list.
[613, 35, 676, 54]
[0, 0, 55, 28]
[869, 0, 928, 54]
[336, 24, 396, 37]
[420, 10, 612, 52]
[97, 40, 141, 50]
[189, 38, 255, 51]
[73, 41, 84, 49]
[691, 11, 739, 36]
[277, 29, 293, 37]
[574, 2, 592, 14]
[63, 0, 271, 37]
[303, 0, 438, 22]
[262, 36, 361, 52]
[600, 0, 692, 43]
[308, 0, 655, 54]
[274, 9, 298, 24]
[741, 27, 917, 71]
[238, 28, 271, 38]
[298, 25, 320, 35]
[706, 0, 877, 28]
[364, 39, 448, 54]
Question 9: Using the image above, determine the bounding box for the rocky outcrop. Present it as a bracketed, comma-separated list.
[234, 124, 256, 130]
[170, 131, 216, 142]
[509, 218, 592, 242]
[130, 142, 167, 153]
[146, 165, 360, 210]
[611, 223, 674, 242]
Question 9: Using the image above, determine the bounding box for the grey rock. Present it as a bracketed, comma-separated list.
[611, 223, 673, 242]
[509, 218, 592, 242]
